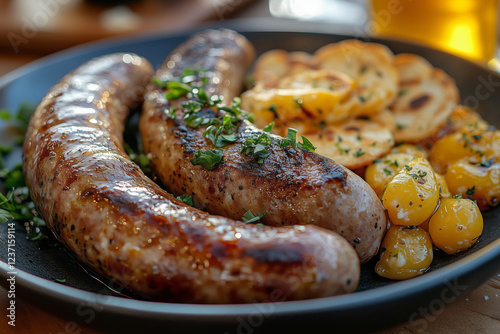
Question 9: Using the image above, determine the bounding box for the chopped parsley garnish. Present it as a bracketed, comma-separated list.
[242, 210, 265, 223]
[176, 194, 194, 206]
[124, 142, 152, 177]
[383, 168, 392, 176]
[475, 158, 495, 168]
[241, 132, 272, 164]
[466, 186, 476, 196]
[353, 148, 365, 157]
[262, 122, 274, 133]
[335, 143, 350, 154]
[294, 98, 303, 108]
[277, 128, 297, 149]
[190, 149, 223, 170]
[277, 128, 316, 152]
[203, 115, 239, 148]
[1, 104, 50, 242]
[407, 169, 427, 182]
[298, 136, 316, 152]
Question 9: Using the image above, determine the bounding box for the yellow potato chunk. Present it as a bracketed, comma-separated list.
[428, 198, 483, 254]
[382, 158, 439, 226]
[390, 144, 428, 159]
[375, 226, 433, 280]
[429, 128, 500, 174]
[445, 159, 500, 210]
[435, 173, 451, 199]
[365, 153, 415, 198]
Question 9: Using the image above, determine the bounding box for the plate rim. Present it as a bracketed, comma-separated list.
[1, 17, 499, 329]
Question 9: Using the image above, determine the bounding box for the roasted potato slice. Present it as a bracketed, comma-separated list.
[251, 50, 316, 88]
[241, 69, 356, 134]
[391, 54, 460, 143]
[314, 39, 399, 118]
[300, 110, 396, 170]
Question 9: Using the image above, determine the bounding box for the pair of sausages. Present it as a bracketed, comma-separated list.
[22, 29, 386, 303]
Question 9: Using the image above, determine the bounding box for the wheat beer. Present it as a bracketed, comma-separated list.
[369, 0, 498, 63]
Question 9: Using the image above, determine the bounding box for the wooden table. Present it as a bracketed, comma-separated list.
[1, 0, 500, 333]
[0, 274, 499, 333]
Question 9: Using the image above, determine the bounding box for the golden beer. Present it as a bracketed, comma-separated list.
[368, 0, 498, 63]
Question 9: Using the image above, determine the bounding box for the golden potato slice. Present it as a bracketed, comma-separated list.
[391, 54, 460, 143]
[314, 39, 399, 118]
[241, 69, 356, 134]
[252, 50, 316, 88]
[300, 110, 396, 170]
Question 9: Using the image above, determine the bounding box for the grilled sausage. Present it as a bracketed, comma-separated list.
[22, 52, 360, 303]
[140, 29, 387, 263]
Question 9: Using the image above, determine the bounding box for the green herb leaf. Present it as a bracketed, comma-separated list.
[15, 103, 37, 130]
[242, 210, 265, 223]
[0, 208, 14, 223]
[277, 128, 297, 149]
[0, 109, 11, 120]
[466, 186, 476, 196]
[353, 148, 365, 157]
[240, 132, 271, 164]
[297, 136, 316, 152]
[176, 194, 194, 206]
[190, 149, 223, 170]
[263, 122, 274, 133]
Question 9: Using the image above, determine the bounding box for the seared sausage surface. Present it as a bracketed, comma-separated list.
[22, 52, 360, 303]
[140, 29, 387, 263]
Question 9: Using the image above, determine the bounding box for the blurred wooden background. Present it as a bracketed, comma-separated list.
[0, 0, 259, 76]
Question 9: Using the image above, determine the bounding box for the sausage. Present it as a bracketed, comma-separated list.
[22, 52, 360, 303]
[140, 29, 387, 263]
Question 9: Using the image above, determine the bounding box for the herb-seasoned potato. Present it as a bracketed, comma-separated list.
[375, 226, 433, 280]
[445, 160, 500, 210]
[241, 69, 356, 134]
[302, 110, 396, 170]
[429, 127, 500, 173]
[365, 152, 415, 198]
[315, 39, 399, 118]
[390, 54, 460, 143]
[382, 157, 440, 226]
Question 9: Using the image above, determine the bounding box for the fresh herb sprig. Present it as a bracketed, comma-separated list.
[0, 103, 50, 242]
[277, 128, 317, 152]
[190, 149, 223, 170]
[240, 122, 275, 164]
[242, 210, 265, 223]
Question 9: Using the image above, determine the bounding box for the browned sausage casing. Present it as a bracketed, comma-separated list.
[22, 52, 360, 303]
[140, 29, 387, 263]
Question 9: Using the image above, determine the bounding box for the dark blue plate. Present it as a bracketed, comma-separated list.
[1, 18, 499, 334]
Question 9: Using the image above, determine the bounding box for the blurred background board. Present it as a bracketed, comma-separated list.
[0, 0, 258, 74]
